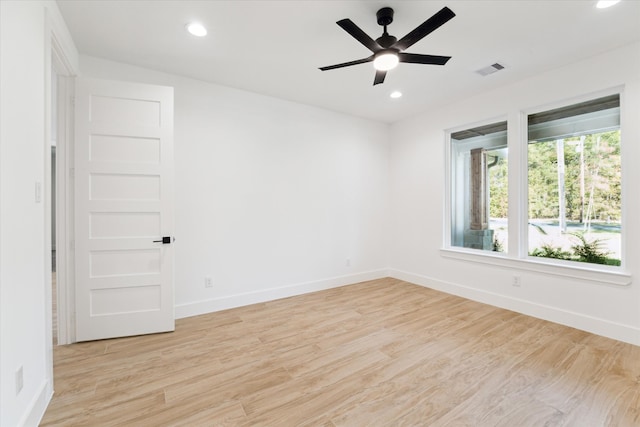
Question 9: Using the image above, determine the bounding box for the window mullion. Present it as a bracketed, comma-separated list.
[507, 111, 528, 259]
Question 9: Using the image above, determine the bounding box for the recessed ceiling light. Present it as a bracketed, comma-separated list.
[390, 91, 402, 99]
[596, 0, 620, 8]
[186, 22, 207, 37]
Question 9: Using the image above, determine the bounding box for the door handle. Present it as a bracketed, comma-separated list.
[153, 236, 172, 244]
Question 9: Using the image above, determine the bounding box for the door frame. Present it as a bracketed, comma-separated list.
[46, 10, 78, 353]
[51, 69, 75, 346]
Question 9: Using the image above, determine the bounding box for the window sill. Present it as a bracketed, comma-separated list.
[440, 248, 631, 286]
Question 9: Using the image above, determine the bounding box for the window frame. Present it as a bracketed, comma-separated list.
[446, 117, 509, 252]
[443, 87, 630, 286]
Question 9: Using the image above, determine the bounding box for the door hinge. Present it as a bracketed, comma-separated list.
[70, 96, 75, 107]
[70, 239, 75, 250]
[69, 168, 75, 179]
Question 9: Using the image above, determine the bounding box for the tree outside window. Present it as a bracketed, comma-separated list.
[527, 95, 621, 266]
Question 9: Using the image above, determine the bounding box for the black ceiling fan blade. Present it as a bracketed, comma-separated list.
[319, 56, 373, 71]
[337, 19, 383, 53]
[373, 70, 387, 86]
[394, 7, 455, 51]
[398, 52, 451, 66]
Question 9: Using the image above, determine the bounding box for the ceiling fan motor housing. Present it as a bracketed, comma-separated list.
[376, 34, 397, 48]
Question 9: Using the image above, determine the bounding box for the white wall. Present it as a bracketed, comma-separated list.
[389, 42, 640, 345]
[0, 1, 77, 426]
[0, 2, 46, 423]
[79, 56, 391, 318]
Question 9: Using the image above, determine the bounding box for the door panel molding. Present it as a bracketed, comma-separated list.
[75, 77, 174, 342]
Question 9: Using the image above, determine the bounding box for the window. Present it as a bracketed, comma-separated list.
[450, 121, 508, 252]
[446, 92, 624, 273]
[527, 95, 621, 266]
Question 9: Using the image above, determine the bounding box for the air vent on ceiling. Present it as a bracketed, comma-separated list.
[475, 62, 505, 77]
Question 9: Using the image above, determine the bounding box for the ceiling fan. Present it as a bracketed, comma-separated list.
[319, 6, 456, 85]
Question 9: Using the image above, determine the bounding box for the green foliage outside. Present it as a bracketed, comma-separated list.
[529, 244, 571, 260]
[492, 236, 504, 252]
[489, 156, 508, 219]
[529, 232, 621, 266]
[528, 131, 621, 223]
[487, 130, 621, 265]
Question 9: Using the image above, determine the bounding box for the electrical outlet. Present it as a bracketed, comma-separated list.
[16, 366, 23, 395]
[512, 275, 521, 287]
[204, 277, 213, 288]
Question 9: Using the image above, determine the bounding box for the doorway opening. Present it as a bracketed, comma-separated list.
[51, 66, 58, 344]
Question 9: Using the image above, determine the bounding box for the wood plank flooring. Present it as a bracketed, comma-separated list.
[41, 278, 640, 426]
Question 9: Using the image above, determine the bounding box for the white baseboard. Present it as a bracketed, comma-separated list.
[175, 269, 389, 319]
[389, 268, 640, 346]
[18, 380, 52, 427]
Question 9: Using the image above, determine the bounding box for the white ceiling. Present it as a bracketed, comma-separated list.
[56, 0, 640, 123]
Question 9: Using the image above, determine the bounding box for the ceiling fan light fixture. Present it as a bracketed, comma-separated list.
[373, 51, 399, 71]
[186, 22, 207, 37]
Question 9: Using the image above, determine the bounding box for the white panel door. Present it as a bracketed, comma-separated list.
[75, 77, 174, 342]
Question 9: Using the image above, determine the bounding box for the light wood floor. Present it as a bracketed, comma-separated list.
[41, 278, 640, 426]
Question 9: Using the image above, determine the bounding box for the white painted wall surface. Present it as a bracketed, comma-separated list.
[0, 1, 77, 425]
[389, 42, 640, 345]
[0, 3, 46, 423]
[79, 56, 391, 318]
[3, 2, 46, 426]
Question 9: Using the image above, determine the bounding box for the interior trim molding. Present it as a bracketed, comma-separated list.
[388, 268, 640, 346]
[19, 381, 51, 427]
[45, 4, 79, 74]
[175, 269, 390, 319]
[439, 248, 631, 286]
